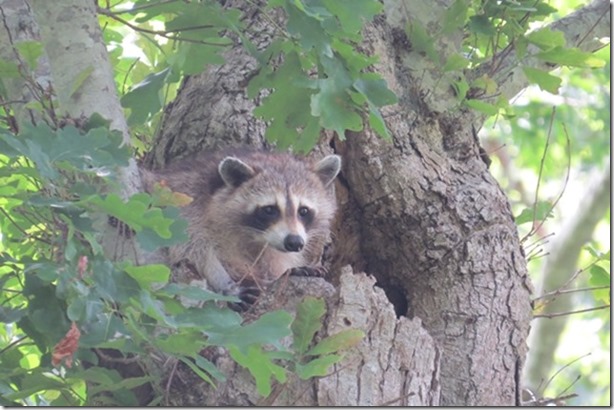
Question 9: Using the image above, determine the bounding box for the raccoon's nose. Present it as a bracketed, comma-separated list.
[284, 235, 304, 252]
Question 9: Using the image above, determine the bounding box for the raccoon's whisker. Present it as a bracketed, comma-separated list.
[250, 242, 269, 269]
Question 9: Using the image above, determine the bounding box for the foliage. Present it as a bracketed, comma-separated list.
[0, 120, 359, 404]
[0, 0, 609, 406]
[229, 297, 363, 397]
[404, 0, 606, 116]
[101, 0, 397, 152]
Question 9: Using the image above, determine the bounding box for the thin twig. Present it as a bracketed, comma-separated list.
[97, 7, 229, 46]
[521, 107, 555, 243]
[575, 2, 609, 48]
[539, 257, 604, 305]
[0, 207, 53, 245]
[377, 391, 417, 406]
[0, 335, 27, 355]
[527, 122, 572, 240]
[540, 353, 590, 394]
[533, 285, 610, 302]
[164, 358, 179, 406]
[533, 304, 609, 319]
[107, 0, 182, 15]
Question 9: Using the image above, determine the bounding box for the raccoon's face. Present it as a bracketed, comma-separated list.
[243, 193, 316, 252]
[218, 154, 341, 253]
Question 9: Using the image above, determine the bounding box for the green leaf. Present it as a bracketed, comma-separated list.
[88, 375, 153, 395]
[171, 42, 227, 75]
[514, 201, 553, 225]
[589, 265, 610, 287]
[443, 53, 470, 72]
[228, 345, 286, 397]
[159, 282, 238, 303]
[178, 356, 215, 386]
[194, 355, 226, 382]
[91, 258, 141, 303]
[293, 115, 321, 154]
[368, 106, 391, 140]
[285, 2, 331, 54]
[464, 99, 499, 116]
[525, 28, 566, 50]
[585, 246, 610, 261]
[295, 354, 341, 379]
[15, 41, 43, 69]
[452, 78, 469, 100]
[537, 47, 605, 68]
[0, 59, 20, 77]
[207, 310, 293, 350]
[130, 290, 176, 328]
[174, 305, 242, 330]
[311, 79, 362, 139]
[353, 75, 398, 107]
[121, 68, 170, 125]
[291, 297, 326, 355]
[442, 0, 469, 34]
[305, 329, 364, 356]
[589, 265, 610, 304]
[7, 123, 130, 180]
[136, 206, 188, 252]
[405, 20, 440, 64]
[124, 264, 170, 288]
[468, 15, 495, 36]
[87, 193, 174, 239]
[320, 0, 382, 35]
[155, 333, 208, 355]
[522, 66, 562, 94]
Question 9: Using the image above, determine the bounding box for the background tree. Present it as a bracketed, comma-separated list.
[0, 0, 609, 406]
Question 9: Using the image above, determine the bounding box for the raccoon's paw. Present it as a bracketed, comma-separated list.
[289, 265, 328, 278]
[227, 281, 261, 312]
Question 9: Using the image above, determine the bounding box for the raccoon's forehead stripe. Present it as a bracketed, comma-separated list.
[247, 194, 283, 212]
[289, 193, 316, 212]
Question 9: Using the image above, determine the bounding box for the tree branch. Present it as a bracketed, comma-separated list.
[523, 158, 610, 388]
[476, 0, 610, 101]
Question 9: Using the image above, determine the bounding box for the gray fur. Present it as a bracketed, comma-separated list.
[142, 149, 341, 298]
[314, 155, 342, 187]
[218, 157, 256, 187]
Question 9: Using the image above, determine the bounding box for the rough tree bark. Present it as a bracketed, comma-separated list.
[144, 0, 608, 406]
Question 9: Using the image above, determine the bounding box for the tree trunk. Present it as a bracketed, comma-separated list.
[147, 1, 537, 406]
[30, 0, 145, 263]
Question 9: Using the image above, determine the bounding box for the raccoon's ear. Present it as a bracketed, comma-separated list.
[218, 157, 256, 187]
[314, 155, 341, 187]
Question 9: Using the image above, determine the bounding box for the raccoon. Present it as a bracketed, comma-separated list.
[141, 149, 341, 307]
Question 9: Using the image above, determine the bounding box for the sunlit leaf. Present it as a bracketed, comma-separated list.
[522, 66, 562, 94]
[291, 297, 326, 355]
[305, 329, 364, 357]
[537, 47, 606, 68]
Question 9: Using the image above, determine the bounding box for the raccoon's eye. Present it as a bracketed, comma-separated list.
[257, 205, 280, 219]
[298, 206, 311, 218]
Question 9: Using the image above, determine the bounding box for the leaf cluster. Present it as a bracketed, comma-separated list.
[101, 0, 396, 153]
[229, 297, 363, 398]
[405, 0, 607, 117]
